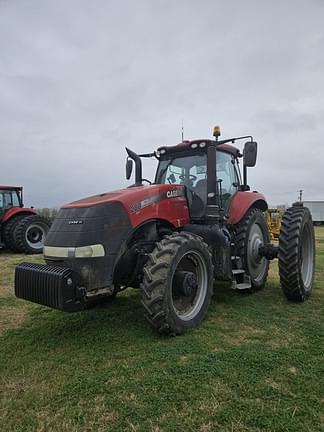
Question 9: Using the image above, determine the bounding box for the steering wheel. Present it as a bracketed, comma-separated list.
[179, 174, 197, 182]
[142, 178, 152, 185]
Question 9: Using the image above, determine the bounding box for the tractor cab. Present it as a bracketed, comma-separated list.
[0, 186, 22, 219]
[155, 142, 241, 219]
[126, 126, 258, 223]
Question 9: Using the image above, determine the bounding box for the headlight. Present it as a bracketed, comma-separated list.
[75, 245, 105, 258]
[44, 244, 105, 258]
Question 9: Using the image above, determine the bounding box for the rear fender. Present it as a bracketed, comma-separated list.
[228, 191, 268, 225]
[2, 208, 36, 224]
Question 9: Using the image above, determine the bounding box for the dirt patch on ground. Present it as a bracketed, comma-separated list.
[215, 322, 266, 347]
[216, 322, 303, 349]
[37, 397, 118, 432]
[0, 306, 27, 336]
[0, 285, 12, 299]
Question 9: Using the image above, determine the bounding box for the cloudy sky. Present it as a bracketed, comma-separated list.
[0, 0, 323, 208]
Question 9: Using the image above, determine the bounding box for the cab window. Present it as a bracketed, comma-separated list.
[0, 190, 20, 209]
[217, 151, 238, 210]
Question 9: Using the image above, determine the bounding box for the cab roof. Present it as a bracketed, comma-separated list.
[0, 185, 22, 190]
[157, 139, 242, 158]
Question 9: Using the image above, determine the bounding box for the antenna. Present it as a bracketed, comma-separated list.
[181, 120, 184, 142]
[298, 189, 303, 202]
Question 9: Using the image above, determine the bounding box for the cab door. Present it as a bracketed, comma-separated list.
[216, 151, 239, 214]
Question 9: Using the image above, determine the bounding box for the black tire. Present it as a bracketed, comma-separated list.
[2, 215, 28, 252]
[13, 215, 50, 254]
[234, 208, 270, 290]
[141, 232, 214, 335]
[278, 206, 315, 301]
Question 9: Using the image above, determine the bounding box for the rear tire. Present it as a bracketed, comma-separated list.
[278, 206, 315, 301]
[234, 208, 270, 290]
[141, 232, 214, 335]
[13, 215, 50, 254]
[3, 215, 27, 252]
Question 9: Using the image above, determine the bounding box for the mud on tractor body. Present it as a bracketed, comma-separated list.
[0, 185, 50, 254]
[15, 129, 315, 334]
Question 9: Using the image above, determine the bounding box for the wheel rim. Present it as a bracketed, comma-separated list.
[247, 223, 268, 283]
[171, 250, 208, 321]
[300, 223, 314, 290]
[25, 224, 47, 249]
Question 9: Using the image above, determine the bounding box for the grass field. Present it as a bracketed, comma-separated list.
[1, 228, 323, 432]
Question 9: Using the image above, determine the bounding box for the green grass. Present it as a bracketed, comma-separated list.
[1, 229, 324, 432]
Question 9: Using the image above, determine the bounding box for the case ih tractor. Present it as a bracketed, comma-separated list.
[15, 128, 315, 335]
[0, 185, 50, 254]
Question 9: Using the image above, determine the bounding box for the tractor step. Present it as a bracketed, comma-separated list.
[231, 266, 252, 290]
[235, 282, 252, 290]
[232, 269, 245, 275]
[231, 255, 242, 268]
[231, 255, 240, 260]
[231, 255, 241, 262]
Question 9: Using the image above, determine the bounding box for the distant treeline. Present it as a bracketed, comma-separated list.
[37, 208, 60, 223]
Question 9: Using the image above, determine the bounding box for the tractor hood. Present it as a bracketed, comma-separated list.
[43, 184, 190, 290]
[63, 184, 190, 229]
[64, 184, 183, 210]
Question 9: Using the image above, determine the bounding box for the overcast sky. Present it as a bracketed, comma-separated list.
[0, 0, 323, 208]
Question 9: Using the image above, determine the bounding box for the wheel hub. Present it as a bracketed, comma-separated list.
[247, 222, 268, 283]
[173, 271, 197, 297]
[249, 235, 263, 266]
[171, 250, 208, 321]
[25, 224, 46, 248]
[27, 228, 42, 243]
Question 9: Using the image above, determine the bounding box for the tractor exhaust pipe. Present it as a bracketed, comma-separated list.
[126, 147, 143, 186]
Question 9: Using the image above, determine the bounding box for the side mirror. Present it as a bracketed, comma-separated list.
[243, 141, 258, 167]
[126, 158, 133, 180]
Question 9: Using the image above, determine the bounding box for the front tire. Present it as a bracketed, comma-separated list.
[278, 206, 315, 301]
[141, 232, 214, 335]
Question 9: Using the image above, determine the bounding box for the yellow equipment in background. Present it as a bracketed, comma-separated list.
[266, 208, 283, 240]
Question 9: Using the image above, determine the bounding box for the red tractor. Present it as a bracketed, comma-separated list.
[0, 185, 50, 254]
[15, 128, 315, 334]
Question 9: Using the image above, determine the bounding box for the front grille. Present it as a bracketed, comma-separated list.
[15, 262, 84, 312]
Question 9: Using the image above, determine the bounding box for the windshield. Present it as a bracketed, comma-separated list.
[0, 190, 20, 209]
[156, 153, 207, 189]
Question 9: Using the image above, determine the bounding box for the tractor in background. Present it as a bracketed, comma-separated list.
[0, 185, 50, 254]
[15, 127, 315, 334]
[266, 208, 283, 241]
